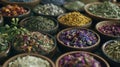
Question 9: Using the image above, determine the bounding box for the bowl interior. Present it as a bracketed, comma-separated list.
[96, 21, 120, 37]
[84, 2, 120, 20]
[19, 16, 58, 32]
[56, 51, 110, 67]
[102, 40, 120, 63]
[57, 13, 92, 27]
[1, 6, 30, 18]
[33, 4, 65, 17]
[63, 1, 85, 12]
[57, 27, 100, 49]
[3, 53, 55, 67]
[13, 32, 57, 55]
[1, 6, 31, 25]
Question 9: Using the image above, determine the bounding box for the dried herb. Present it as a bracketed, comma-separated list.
[13, 32, 54, 55]
[23, 16, 55, 31]
[9, 56, 51, 67]
[64, 1, 85, 11]
[0, 33, 9, 53]
[89, 1, 120, 18]
[59, 28, 98, 48]
[104, 40, 120, 62]
[59, 52, 101, 67]
[33, 4, 64, 16]
[58, 12, 91, 26]
[98, 24, 120, 36]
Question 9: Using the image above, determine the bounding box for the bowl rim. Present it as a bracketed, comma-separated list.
[1, 0, 40, 4]
[19, 16, 59, 32]
[12, 31, 57, 55]
[96, 21, 120, 38]
[33, 4, 66, 17]
[57, 27, 100, 50]
[57, 12, 92, 27]
[2, 53, 55, 67]
[55, 51, 110, 67]
[102, 39, 120, 63]
[84, 2, 120, 20]
[1, 5, 31, 17]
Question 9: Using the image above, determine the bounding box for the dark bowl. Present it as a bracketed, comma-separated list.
[63, 1, 85, 12]
[96, 21, 120, 41]
[57, 27, 100, 52]
[1, 0, 40, 9]
[33, 4, 65, 18]
[19, 16, 59, 35]
[57, 13, 92, 28]
[12, 32, 57, 58]
[3, 53, 55, 67]
[1, 6, 31, 25]
[102, 40, 120, 66]
[84, 2, 120, 21]
[56, 51, 110, 67]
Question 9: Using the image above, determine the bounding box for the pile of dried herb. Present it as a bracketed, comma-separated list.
[13, 31, 54, 55]
[104, 40, 120, 62]
[64, 1, 85, 11]
[9, 55, 51, 67]
[22, 16, 55, 31]
[89, 1, 120, 18]
[59, 52, 101, 67]
[59, 28, 98, 48]
[33, 4, 65, 16]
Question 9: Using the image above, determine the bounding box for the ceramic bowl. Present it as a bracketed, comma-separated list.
[56, 51, 110, 67]
[3, 53, 55, 67]
[57, 27, 100, 52]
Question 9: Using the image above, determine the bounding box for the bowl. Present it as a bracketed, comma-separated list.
[12, 31, 57, 58]
[33, 4, 65, 18]
[57, 12, 92, 28]
[102, 39, 120, 66]
[57, 27, 100, 52]
[84, 2, 120, 21]
[0, 15, 3, 26]
[0, 5, 31, 25]
[63, 0, 85, 12]
[96, 21, 120, 41]
[19, 16, 59, 35]
[3, 53, 55, 67]
[1, 0, 40, 9]
[56, 51, 110, 67]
